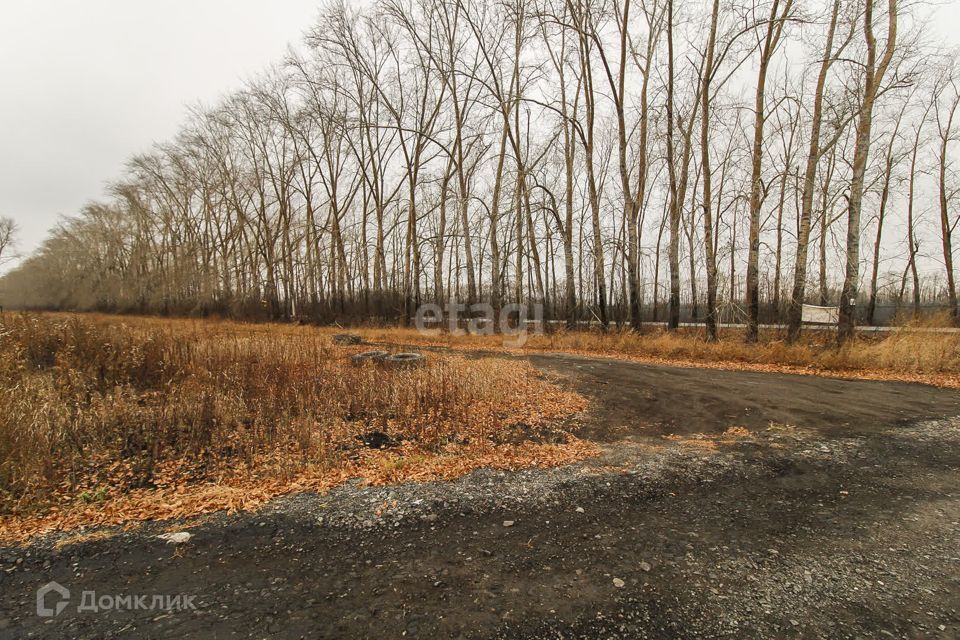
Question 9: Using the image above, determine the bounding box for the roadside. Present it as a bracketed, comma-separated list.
[527, 352, 960, 439]
[2, 353, 959, 639]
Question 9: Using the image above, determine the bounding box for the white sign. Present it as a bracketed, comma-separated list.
[801, 304, 839, 325]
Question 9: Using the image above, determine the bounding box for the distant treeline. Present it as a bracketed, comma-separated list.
[3, 0, 959, 339]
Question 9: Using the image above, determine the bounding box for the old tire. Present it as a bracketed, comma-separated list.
[383, 352, 425, 369]
[333, 333, 362, 346]
[350, 350, 389, 366]
[356, 431, 396, 449]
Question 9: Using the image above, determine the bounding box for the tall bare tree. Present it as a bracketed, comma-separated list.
[838, 0, 898, 344]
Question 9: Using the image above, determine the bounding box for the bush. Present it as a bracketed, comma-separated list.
[0, 314, 582, 515]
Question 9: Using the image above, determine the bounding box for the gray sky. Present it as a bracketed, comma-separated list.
[0, 0, 320, 268]
[0, 1, 957, 271]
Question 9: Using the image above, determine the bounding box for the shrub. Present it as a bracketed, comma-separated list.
[0, 314, 582, 515]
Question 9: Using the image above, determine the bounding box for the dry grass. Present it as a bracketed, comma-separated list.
[663, 425, 755, 451]
[6, 309, 957, 542]
[0, 313, 589, 542]
[341, 317, 960, 388]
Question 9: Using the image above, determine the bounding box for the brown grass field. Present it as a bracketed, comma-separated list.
[0, 313, 589, 542]
[3, 310, 959, 543]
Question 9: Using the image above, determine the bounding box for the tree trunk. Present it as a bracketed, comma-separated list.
[839, 0, 897, 344]
[746, 0, 791, 342]
[786, 0, 841, 342]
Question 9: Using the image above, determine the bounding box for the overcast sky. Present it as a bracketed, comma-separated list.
[1, 1, 958, 271]
[0, 0, 321, 269]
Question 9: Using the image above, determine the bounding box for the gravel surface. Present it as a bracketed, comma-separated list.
[2, 355, 959, 639]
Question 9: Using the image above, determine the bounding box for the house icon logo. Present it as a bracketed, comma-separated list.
[36, 582, 70, 617]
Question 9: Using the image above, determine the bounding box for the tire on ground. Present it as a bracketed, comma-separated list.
[350, 350, 389, 366]
[383, 352, 426, 369]
[333, 333, 362, 346]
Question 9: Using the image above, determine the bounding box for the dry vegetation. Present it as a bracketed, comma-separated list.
[5, 310, 959, 542]
[348, 315, 960, 388]
[0, 313, 589, 542]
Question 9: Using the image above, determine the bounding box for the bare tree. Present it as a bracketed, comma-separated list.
[838, 0, 898, 344]
[0, 217, 16, 265]
[744, 0, 794, 342]
[932, 62, 960, 319]
[786, 0, 850, 341]
[4, 0, 953, 336]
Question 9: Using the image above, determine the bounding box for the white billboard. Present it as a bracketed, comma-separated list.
[801, 304, 839, 325]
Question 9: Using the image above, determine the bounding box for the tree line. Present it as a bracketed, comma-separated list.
[3, 0, 959, 342]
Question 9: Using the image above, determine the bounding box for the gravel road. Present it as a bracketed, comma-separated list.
[2, 354, 959, 639]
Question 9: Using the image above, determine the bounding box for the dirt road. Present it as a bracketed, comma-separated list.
[3, 355, 959, 639]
